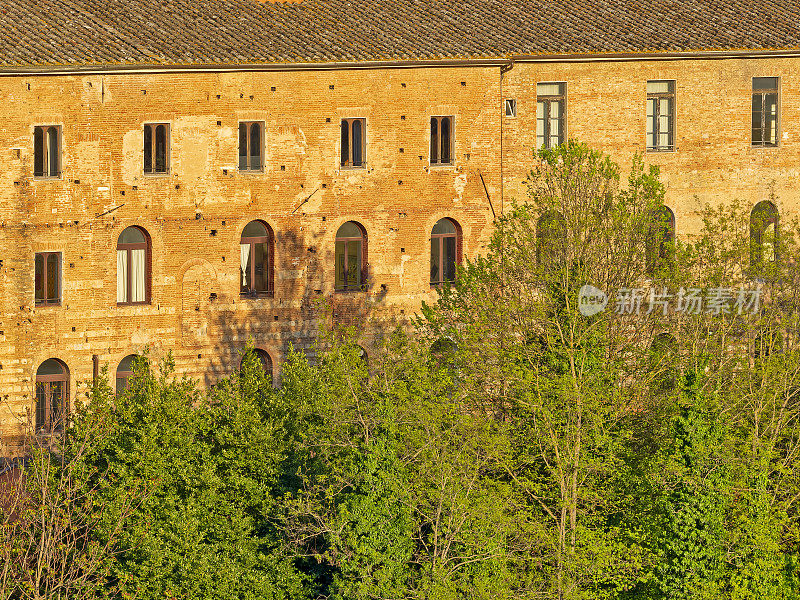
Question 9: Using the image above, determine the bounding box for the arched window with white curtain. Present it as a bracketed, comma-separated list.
[117, 226, 150, 305]
[240, 220, 274, 297]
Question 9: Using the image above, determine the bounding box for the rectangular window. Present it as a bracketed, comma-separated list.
[143, 123, 170, 174]
[647, 80, 675, 151]
[430, 116, 454, 165]
[341, 118, 365, 168]
[753, 77, 779, 147]
[33, 126, 61, 178]
[239, 121, 264, 171]
[505, 99, 517, 117]
[34, 252, 61, 305]
[536, 83, 566, 149]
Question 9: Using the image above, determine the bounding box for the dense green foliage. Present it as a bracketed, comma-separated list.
[3, 141, 800, 599]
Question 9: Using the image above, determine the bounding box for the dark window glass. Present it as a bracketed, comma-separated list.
[35, 359, 68, 434]
[646, 81, 675, 151]
[33, 126, 60, 178]
[752, 77, 779, 147]
[341, 119, 365, 168]
[144, 123, 169, 174]
[335, 221, 365, 291]
[430, 116, 454, 165]
[240, 221, 273, 296]
[116, 354, 141, 395]
[536, 83, 566, 149]
[431, 218, 459, 285]
[34, 252, 61, 305]
[239, 121, 264, 171]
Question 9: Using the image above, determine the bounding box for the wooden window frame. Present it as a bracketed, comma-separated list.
[335, 222, 368, 292]
[340, 118, 366, 169]
[143, 122, 170, 175]
[646, 80, 675, 152]
[430, 116, 454, 166]
[117, 227, 152, 306]
[752, 77, 779, 148]
[34, 251, 62, 306]
[240, 221, 274, 298]
[430, 218, 462, 286]
[536, 83, 566, 150]
[33, 125, 62, 179]
[505, 99, 517, 117]
[239, 121, 265, 172]
[35, 360, 68, 434]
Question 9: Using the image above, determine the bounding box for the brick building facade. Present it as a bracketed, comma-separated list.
[2, 0, 800, 447]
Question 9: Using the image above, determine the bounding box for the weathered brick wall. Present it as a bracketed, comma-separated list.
[0, 67, 500, 445]
[502, 57, 800, 236]
[3, 55, 800, 445]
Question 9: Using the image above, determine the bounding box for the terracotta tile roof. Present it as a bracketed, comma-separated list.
[2, 0, 800, 68]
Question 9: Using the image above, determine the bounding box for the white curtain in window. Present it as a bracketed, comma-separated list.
[117, 250, 127, 303]
[131, 248, 145, 302]
[240, 244, 251, 288]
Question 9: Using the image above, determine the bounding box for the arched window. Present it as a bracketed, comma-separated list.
[750, 201, 778, 271]
[117, 226, 150, 305]
[536, 211, 566, 267]
[335, 221, 367, 291]
[241, 348, 274, 385]
[646, 206, 675, 275]
[34, 125, 61, 178]
[240, 221, 274, 297]
[431, 218, 461, 285]
[116, 354, 142, 395]
[35, 359, 68, 434]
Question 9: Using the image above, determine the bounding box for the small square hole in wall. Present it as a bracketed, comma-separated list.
[281, 165, 285, 171]
[249, 95, 254, 100]
[505, 98, 517, 117]
[120, 190, 125, 196]
[132, 185, 137, 190]
[142, 89, 146, 95]
[461, 81, 466, 86]
[271, 86, 276, 92]
[210, 229, 217, 236]
[197, 354, 202, 359]
[329, 84, 334, 90]
[322, 216, 326, 221]
[326, 117, 331, 123]
[399, 148, 404, 153]
[222, 220, 226, 226]
[321, 183, 327, 188]
[240, 93, 244, 98]
[274, 315, 279, 321]
[401, 82, 406, 88]
[69, 262, 74, 268]
[216, 94, 221, 99]
[401, 115, 406, 120]
[72, 327, 76, 332]
[401, 247, 405, 253]
[217, 121, 222, 126]
[74, 179, 80, 184]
